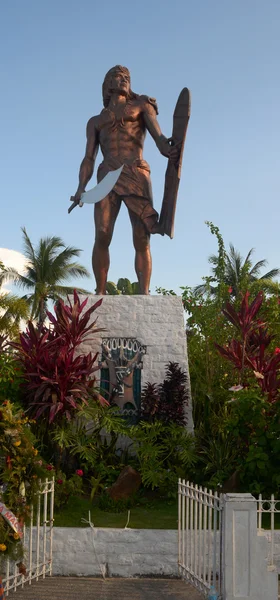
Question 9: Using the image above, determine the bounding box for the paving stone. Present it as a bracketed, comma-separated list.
[6, 577, 203, 600]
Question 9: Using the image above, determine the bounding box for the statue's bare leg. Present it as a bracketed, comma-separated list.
[92, 193, 121, 294]
[128, 209, 151, 295]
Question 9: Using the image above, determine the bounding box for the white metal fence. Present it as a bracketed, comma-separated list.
[178, 479, 223, 598]
[2, 478, 54, 596]
[257, 494, 280, 572]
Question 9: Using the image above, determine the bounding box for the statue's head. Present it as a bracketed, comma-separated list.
[102, 65, 135, 107]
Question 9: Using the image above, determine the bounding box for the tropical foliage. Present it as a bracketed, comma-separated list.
[2, 218, 280, 519]
[180, 225, 280, 493]
[213, 291, 280, 493]
[155, 223, 280, 493]
[106, 278, 140, 295]
[0, 261, 29, 338]
[141, 362, 189, 426]
[0, 337, 23, 405]
[11, 291, 106, 424]
[130, 421, 196, 495]
[49, 401, 128, 499]
[194, 222, 280, 297]
[11, 228, 90, 324]
[0, 401, 45, 561]
[0, 293, 29, 339]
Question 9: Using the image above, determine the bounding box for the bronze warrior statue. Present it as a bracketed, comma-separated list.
[71, 65, 190, 295]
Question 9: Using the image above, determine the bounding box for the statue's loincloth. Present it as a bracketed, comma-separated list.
[97, 158, 158, 225]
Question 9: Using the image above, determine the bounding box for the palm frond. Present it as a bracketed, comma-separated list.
[50, 285, 90, 299]
[0, 266, 19, 288]
[249, 260, 268, 277]
[192, 283, 217, 297]
[208, 254, 219, 266]
[56, 263, 90, 280]
[259, 268, 280, 281]
[243, 248, 255, 265]
[13, 274, 35, 289]
[21, 227, 36, 264]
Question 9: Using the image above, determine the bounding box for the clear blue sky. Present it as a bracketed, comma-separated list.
[1, 0, 279, 293]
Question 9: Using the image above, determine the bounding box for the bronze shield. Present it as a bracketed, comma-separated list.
[159, 88, 191, 238]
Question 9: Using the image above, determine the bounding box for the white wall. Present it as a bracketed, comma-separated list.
[52, 528, 178, 577]
[79, 295, 193, 430]
[50, 526, 280, 579]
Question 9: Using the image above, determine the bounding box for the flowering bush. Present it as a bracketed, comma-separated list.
[156, 223, 280, 492]
[210, 291, 280, 494]
[52, 471, 83, 509]
[0, 401, 45, 561]
[215, 291, 280, 400]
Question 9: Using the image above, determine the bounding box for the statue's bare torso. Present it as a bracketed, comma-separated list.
[95, 95, 155, 164]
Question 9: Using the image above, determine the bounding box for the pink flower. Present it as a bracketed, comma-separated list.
[228, 287, 233, 293]
[228, 384, 243, 392]
[274, 348, 280, 355]
[76, 469, 83, 477]
[46, 465, 53, 471]
[56, 479, 63, 485]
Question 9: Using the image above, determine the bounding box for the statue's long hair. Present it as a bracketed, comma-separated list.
[102, 65, 138, 108]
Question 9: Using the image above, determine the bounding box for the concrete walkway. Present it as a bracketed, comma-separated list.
[6, 577, 204, 600]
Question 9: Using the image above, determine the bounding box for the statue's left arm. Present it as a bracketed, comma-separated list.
[141, 96, 172, 158]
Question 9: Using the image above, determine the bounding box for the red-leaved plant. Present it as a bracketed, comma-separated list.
[141, 362, 189, 426]
[215, 291, 280, 400]
[12, 291, 108, 423]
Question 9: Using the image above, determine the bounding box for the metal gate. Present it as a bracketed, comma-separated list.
[178, 479, 223, 598]
[2, 478, 54, 596]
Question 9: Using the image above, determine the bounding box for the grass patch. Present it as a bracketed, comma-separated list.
[54, 494, 178, 529]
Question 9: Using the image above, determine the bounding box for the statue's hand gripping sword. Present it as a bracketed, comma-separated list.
[68, 165, 124, 214]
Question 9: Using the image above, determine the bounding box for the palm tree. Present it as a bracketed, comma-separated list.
[0, 260, 15, 289]
[11, 228, 90, 324]
[194, 244, 280, 297]
[106, 278, 140, 295]
[0, 293, 29, 338]
[0, 261, 29, 338]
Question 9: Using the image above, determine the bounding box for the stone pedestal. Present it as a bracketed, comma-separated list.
[222, 493, 278, 600]
[80, 295, 193, 431]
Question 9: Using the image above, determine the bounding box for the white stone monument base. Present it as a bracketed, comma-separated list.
[80, 295, 193, 431]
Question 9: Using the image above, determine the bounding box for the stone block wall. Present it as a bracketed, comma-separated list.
[79, 295, 193, 430]
[51, 528, 178, 577]
[30, 526, 280, 579]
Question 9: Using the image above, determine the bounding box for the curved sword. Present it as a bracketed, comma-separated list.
[68, 165, 124, 214]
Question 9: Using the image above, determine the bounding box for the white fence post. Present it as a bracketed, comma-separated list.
[222, 493, 278, 600]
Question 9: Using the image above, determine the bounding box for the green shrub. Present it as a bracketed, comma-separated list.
[98, 492, 136, 513]
[130, 420, 196, 496]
